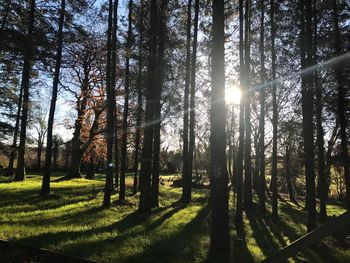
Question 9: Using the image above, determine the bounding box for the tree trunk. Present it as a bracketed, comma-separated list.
[188, 0, 200, 201]
[6, 83, 23, 176]
[86, 156, 95, 180]
[37, 140, 42, 171]
[103, 0, 115, 207]
[41, 0, 65, 195]
[243, 0, 252, 210]
[235, 0, 245, 228]
[132, 0, 144, 194]
[312, 0, 327, 221]
[120, 0, 133, 202]
[67, 149, 83, 179]
[285, 145, 295, 202]
[139, 0, 158, 212]
[111, 0, 119, 191]
[331, 0, 350, 210]
[181, 0, 192, 203]
[14, 0, 36, 182]
[210, 0, 230, 253]
[270, 0, 278, 221]
[258, 0, 266, 215]
[300, 0, 317, 232]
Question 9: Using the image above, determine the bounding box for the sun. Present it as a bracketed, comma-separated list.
[225, 86, 241, 105]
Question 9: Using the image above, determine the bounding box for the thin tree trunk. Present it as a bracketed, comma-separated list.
[331, 0, 350, 210]
[243, 0, 252, 210]
[111, 0, 119, 191]
[235, 0, 245, 228]
[270, 0, 278, 220]
[285, 145, 295, 202]
[119, 0, 133, 202]
[103, 0, 115, 207]
[188, 0, 200, 202]
[181, 0, 192, 203]
[6, 84, 23, 176]
[139, 0, 158, 212]
[210, 0, 230, 253]
[37, 140, 42, 170]
[14, 0, 36, 181]
[258, 0, 266, 215]
[41, 0, 65, 195]
[313, 0, 327, 221]
[132, 0, 144, 194]
[300, 0, 317, 232]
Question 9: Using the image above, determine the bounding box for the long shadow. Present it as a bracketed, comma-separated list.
[263, 210, 341, 263]
[124, 205, 210, 263]
[16, 201, 189, 259]
[230, 224, 255, 263]
[245, 206, 283, 259]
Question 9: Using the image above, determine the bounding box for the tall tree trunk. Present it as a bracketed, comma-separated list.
[133, 0, 144, 194]
[313, 0, 327, 221]
[111, 0, 119, 190]
[270, 0, 278, 220]
[258, 0, 266, 215]
[14, 0, 36, 181]
[151, 0, 167, 208]
[181, 0, 192, 203]
[331, 0, 350, 210]
[188, 0, 200, 202]
[86, 155, 95, 180]
[210, 0, 230, 253]
[103, 0, 115, 207]
[243, 0, 252, 210]
[37, 140, 42, 170]
[120, 0, 133, 202]
[6, 84, 23, 176]
[67, 149, 83, 178]
[300, 0, 317, 232]
[235, 0, 245, 228]
[41, 0, 65, 195]
[139, 0, 158, 212]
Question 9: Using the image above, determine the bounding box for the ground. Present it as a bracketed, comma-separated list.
[0, 174, 349, 263]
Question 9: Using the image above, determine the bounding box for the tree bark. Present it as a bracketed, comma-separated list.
[181, 0, 192, 203]
[188, 0, 200, 202]
[139, 0, 158, 212]
[132, 0, 144, 194]
[210, 0, 230, 253]
[285, 145, 295, 202]
[235, 0, 245, 228]
[270, 0, 278, 220]
[41, 0, 66, 195]
[331, 0, 350, 210]
[14, 0, 36, 181]
[119, 0, 133, 202]
[243, 0, 252, 210]
[258, 0, 266, 215]
[300, 0, 317, 232]
[103, 0, 115, 207]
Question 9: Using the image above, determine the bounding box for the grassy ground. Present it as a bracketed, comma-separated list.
[0, 174, 349, 263]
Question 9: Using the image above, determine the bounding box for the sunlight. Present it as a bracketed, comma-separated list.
[225, 86, 241, 105]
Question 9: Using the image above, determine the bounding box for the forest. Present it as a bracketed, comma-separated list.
[0, 0, 349, 262]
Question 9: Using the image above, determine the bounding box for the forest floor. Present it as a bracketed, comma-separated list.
[0, 173, 349, 263]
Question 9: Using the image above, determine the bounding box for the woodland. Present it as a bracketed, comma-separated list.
[0, 0, 349, 262]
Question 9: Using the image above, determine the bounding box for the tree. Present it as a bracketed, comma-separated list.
[235, 0, 245, 228]
[331, 0, 350, 210]
[258, 0, 266, 215]
[243, 0, 252, 210]
[181, 0, 192, 203]
[41, 0, 66, 195]
[103, 0, 116, 207]
[300, 0, 317, 232]
[14, 0, 36, 181]
[139, 0, 158, 212]
[270, 0, 278, 221]
[188, 0, 200, 203]
[210, 0, 230, 253]
[132, 0, 144, 194]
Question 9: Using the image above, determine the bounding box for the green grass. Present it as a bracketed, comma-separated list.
[0, 174, 349, 262]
